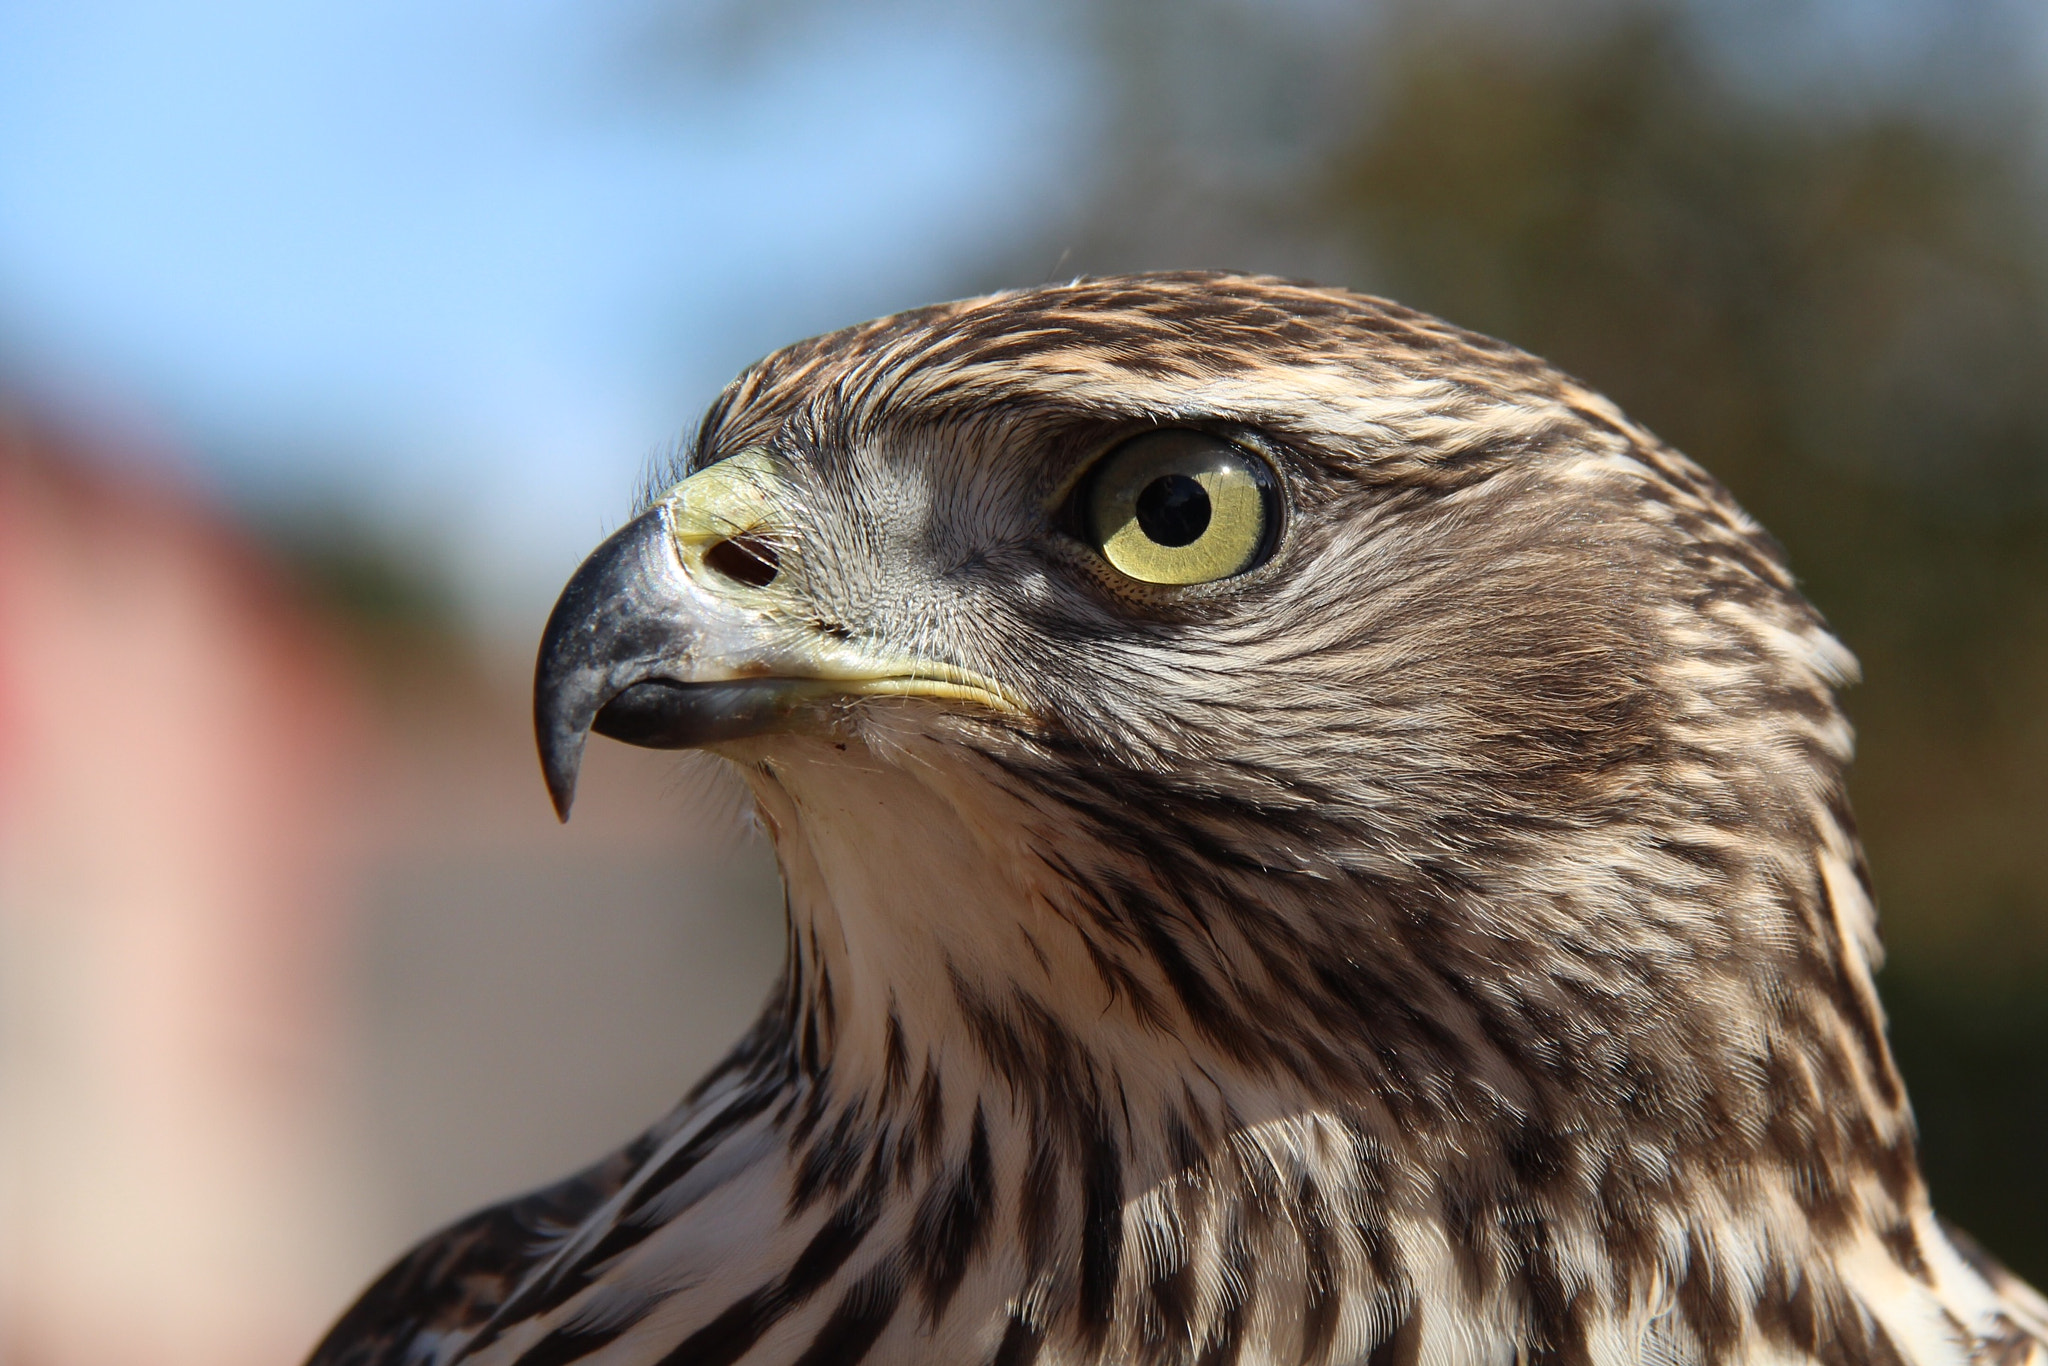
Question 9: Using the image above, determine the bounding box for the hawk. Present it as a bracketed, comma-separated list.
[309, 273, 2048, 1366]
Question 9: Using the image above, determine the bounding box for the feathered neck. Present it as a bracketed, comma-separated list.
[447, 721, 2042, 1366]
[682, 719, 1993, 1366]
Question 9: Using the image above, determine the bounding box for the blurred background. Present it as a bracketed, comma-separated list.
[2, 0, 2045, 1359]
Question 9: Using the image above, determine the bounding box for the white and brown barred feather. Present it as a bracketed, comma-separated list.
[309, 274, 2048, 1366]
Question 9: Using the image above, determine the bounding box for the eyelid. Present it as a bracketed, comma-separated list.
[1052, 425, 1255, 511]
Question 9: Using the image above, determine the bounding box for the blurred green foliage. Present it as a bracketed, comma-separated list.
[257, 508, 480, 694]
[278, 522, 458, 631]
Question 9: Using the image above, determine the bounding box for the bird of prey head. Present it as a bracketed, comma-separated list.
[311, 274, 2047, 1366]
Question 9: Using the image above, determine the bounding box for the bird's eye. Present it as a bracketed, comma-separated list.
[1082, 430, 1277, 585]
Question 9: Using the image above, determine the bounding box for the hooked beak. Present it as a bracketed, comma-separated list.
[533, 453, 1014, 821]
[532, 503, 820, 821]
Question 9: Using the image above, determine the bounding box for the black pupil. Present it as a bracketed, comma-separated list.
[1135, 473, 1211, 547]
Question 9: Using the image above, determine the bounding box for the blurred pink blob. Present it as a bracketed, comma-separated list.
[0, 412, 380, 1365]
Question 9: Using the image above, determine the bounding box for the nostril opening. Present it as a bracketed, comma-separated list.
[704, 531, 781, 588]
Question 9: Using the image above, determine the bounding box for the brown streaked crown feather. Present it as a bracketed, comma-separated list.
[311, 272, 2048, 1366]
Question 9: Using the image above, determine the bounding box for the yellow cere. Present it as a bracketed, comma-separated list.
[1087, 431, 1270, 585]
[664, 447, 785, 552]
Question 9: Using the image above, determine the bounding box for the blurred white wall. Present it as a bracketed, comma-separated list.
[0, 418, 783, 1363]
[0, 418, 374, 1362]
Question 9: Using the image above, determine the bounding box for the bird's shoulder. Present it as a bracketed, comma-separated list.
[1805, 1216, 2048, 1366]
[1937, 1220, 2048, 1358]
[304, 1139, 652, 1366]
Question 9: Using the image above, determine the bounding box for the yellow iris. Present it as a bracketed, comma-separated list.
[1086, 431, 1273, 584]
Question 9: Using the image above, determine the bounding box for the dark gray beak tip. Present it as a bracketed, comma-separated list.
[533, 508, 677, 824]
[538, 720, 585, 823]
[533, 601, 600, 823]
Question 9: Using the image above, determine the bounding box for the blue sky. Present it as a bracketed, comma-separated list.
[0, 0, 1081, 628]
[4, 0, 2039, 630]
